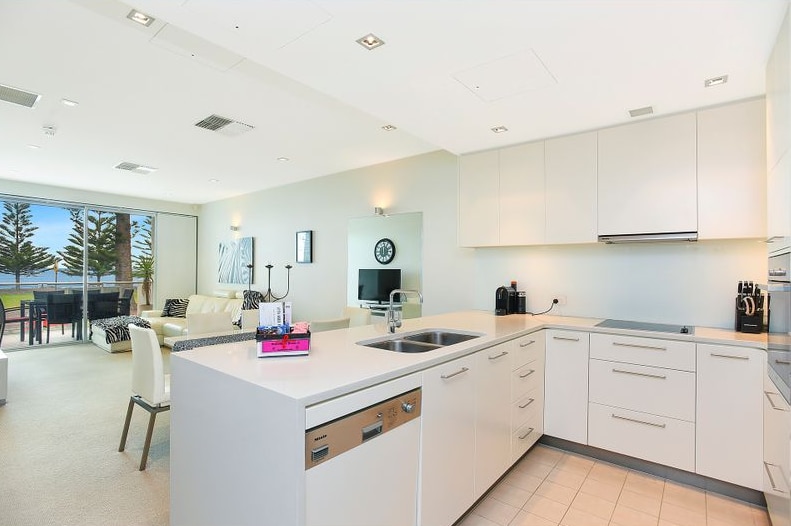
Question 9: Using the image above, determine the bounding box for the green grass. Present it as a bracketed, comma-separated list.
[0, 291, 34, 310]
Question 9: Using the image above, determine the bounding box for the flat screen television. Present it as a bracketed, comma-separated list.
[358, 268, 401, 303]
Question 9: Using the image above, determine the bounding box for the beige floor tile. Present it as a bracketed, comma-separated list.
[559, 508, 608, 526]
[522, 494, 570, 523]
[458, 513, 501, 526]
[554, 453, 595, 476]
[586, 461, 628, 486]
[618, 488, 662, 517]
[657, 520, 684, 526]
[546, 467, 586, 490]
[508, 510, 559, 526]
[578, 478, 622, 503]
[662, 481, 706, 514]
[610, 503, 659, 526]
[504, 469, 544, 493]
[623, 470, 665, 500]
[705, 492, 756, 526]
[474, 496, 521, 526]
[751, 506, 772, 526]
[528, 445, 565, 467]
[516, 458, 556, 479]
[535, 480, 578, 506]
[569, 491, 614, 521]
[490, 481, 532, 509]
[659, 501, 706, 526]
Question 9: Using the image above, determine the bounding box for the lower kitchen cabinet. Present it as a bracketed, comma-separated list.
[419, 354, 476, 526]
[545, 330, 589, 444]
[510, 331, 545, 461]
[763, 371, 791, 526]
[696, 344, 764, 490]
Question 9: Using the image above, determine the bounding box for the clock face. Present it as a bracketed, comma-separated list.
[374, 238, 396, 264]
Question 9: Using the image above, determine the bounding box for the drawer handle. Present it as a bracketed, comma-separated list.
[611, 413, 666, 428]
[441, 367, 469, 380]
[518, 427, 535, 440]
[519, 369, 536, 379]
[518, 398, 535, 409]
[710, 353, 749, 360]
[776, 359, 791, 365]
[765, 391, 790, 411]
[519, 340, 536, 347]
[764, 462, 788, 494]
[488, 351, 509, 361]
[553, 336, 580, 342]
[612, 368, 667, 380]
[612, 342, 667, 351]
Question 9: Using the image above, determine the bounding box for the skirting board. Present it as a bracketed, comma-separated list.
[539, 435, 767, 507]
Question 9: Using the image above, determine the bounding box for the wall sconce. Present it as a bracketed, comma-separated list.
[230, 225, 240, 232]
[374, 207, 384, 216]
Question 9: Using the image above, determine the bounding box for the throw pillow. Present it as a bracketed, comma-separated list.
[161, 298, 189, 318]
[242, 290, 264, 311]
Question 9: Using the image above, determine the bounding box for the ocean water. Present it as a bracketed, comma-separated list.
[0, 270, 124, 287]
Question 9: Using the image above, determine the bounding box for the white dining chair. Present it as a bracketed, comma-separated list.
[119, 324, 170, 470]
[310, 317, 351, 333]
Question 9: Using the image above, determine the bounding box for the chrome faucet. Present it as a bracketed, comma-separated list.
[388, 289, 423, 333]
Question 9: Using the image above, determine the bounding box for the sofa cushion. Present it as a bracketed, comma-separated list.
[161, 298, 189, 317]
[242, 290, 265, 310]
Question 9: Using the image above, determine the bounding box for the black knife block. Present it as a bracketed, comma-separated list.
[734, 295, 765, 333]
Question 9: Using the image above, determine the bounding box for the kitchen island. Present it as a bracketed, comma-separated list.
[169, 310, 766, 526]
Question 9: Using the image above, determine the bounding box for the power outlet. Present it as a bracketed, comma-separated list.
[555, 295, 567, 306]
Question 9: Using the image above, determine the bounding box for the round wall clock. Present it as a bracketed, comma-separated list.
[374, 238, 396, 264]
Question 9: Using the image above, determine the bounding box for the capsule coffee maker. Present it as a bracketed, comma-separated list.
[495, 286, 509, 316]
[496, 281, 526, 315]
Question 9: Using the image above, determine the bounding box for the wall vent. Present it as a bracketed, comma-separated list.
[114, 162, 157, 175]
[628, 106, 654, 118]
[0, 83, 41, 108]
[194, 114, 255, 137]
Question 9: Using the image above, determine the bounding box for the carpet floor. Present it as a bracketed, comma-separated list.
[0, 343, 170, 526]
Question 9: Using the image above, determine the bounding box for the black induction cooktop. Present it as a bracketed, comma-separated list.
[595, 319, 694, 335]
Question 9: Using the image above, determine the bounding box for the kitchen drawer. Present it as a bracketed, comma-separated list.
[512, 419, 541, 461]
[588, 402, 695, 472]
[511, 331, 544, 371]
[589, 359, 695, 422]
[511, 387, 541, 430]
[590, 333, 695, 371]
[511, 361, 542, 400]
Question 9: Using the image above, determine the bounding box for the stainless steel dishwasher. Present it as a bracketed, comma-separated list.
[304, 376, 422, 526]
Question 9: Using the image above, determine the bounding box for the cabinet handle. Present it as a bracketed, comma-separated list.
[776, 359, 791, 365]
[553, 336, 580, 342]
[613, 342, 667, 351]
[518, 398, 535, 409]
[441, 367, 469, 380]
[765, 391, 790, 411]
[611, 413, 666, 428]
[518, 427, 535, 440]
[764, 462, 788, 493]
[710, 353, 749, 360]
[519, 340, 536, 347]
[488, 351, 509, 361]
[612, 368, 667, 380]
[519, 369, 536, 379]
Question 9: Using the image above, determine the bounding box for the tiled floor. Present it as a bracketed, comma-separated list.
[458, 444, 771, 526]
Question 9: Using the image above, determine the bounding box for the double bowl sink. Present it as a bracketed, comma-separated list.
[358, 329, 482, 353]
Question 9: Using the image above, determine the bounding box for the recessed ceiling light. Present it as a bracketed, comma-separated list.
[381, 124, 397, 131]
[356, 33, 385, 50]
[704, 75, 728, 88]
[126, 9, 155, 27]
[491, 125, 508, 133]
[277, 157, 290, 162]
[61, 98, 79, 107]
[114, 162, 157, 175]
[628, 106, 654, 118]
[208, 178, 220, 183]
[27, 144, 41, 150]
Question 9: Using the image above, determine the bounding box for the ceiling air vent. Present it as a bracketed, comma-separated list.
[628, 106, 654, 118]
[114, 162, 157, 175]
[194, 114, 254, 137]
[0, 83, 41, 108]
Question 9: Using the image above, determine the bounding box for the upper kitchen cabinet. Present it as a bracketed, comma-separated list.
[458, 150, 499, 247]
[545, 132, 598, 244]
[499, 142, 545, 246]
[767, 8, 791, 173]
[597, 112, 697, 236]
[697, 99, 766, 240]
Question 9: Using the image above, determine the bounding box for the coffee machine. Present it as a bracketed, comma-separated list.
[495, 281, 526, 315]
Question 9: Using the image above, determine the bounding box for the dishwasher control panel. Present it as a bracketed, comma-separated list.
[305, 387, 422, 469]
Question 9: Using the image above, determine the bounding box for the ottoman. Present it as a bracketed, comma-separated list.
[90, 316, 151, 353]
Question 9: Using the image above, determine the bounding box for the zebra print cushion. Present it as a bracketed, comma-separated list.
[161, 298, 189, 318]
[91, 316, 151, 344]
[242, 290, 264, 310]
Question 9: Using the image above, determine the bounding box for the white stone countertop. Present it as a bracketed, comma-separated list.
[170, 310, 768, 406]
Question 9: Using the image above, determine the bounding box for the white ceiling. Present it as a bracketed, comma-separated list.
[0, 0, 786, 204]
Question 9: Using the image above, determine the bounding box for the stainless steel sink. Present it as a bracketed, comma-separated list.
[358, 329, 482, 353]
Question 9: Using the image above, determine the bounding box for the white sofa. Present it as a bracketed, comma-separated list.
[141, 293, 244, 344]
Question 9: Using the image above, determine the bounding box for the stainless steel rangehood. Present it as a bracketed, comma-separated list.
[598, 231, 698, 244]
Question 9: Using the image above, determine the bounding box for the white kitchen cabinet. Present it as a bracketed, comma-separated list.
[419, 354, 476, 526]
[696, 344, 764, 490]
[474, 343, 513, 498]
[545, 131, 598, 244]
[768, 7, 791, 175]
[697, 99, 766, 240]
[544, 330, 589, 444]
[510, 332, 545, 461]
[764, 372, 791, 526]
[590, 333, 695, 372]
[597, 112, 697, 236]
[458, 150, 499, 247]
[499, 142, 545, 245]
[768, 150, 791, 240]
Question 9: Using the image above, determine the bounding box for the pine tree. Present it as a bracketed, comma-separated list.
[0, 202, 56, 289]
[58, 209, 117, 282]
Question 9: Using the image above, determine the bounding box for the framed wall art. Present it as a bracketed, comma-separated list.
[296, 230, 313, 264]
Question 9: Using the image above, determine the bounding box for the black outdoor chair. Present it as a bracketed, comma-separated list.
[118, 288, 133, 316]
[43, 293, 77, 343]
[0, 296, 30, 348]
[89, 291, 120, 321]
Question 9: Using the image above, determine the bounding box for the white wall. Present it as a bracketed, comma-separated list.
[199, 149, 766, 330]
